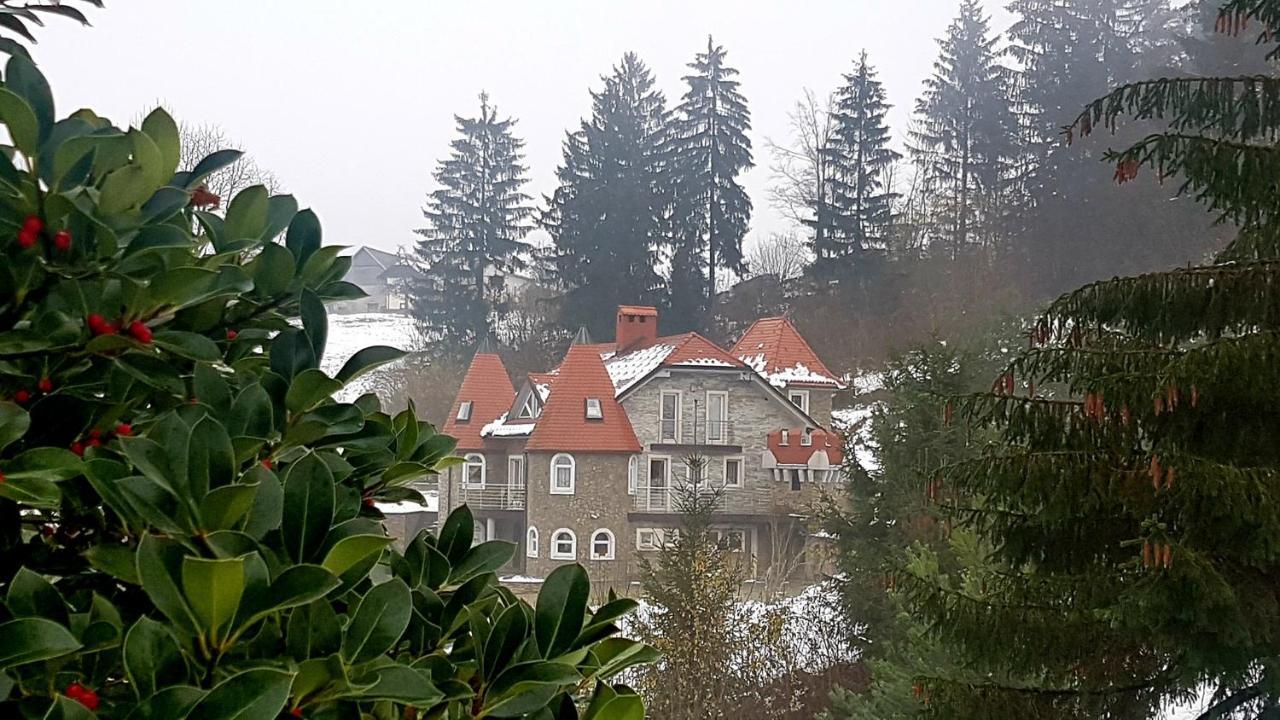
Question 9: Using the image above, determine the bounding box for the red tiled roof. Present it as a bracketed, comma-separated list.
[442, 352, 515, 451]
[664, 333, 747, 368]
[526, 343, 642, 453]
[766, 428, 844, 465]
[731, 316, 844, 388]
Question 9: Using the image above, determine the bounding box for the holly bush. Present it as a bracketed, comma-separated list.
[0, 53, 653, 719]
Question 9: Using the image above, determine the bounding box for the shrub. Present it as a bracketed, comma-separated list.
[0, 52, 652, 719]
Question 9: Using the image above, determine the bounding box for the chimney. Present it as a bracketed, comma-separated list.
[615, 305, 658, 352]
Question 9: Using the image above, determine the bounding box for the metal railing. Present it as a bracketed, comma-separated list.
[656, 421, 736, 446]
[632, 485, 727, 513]
[459, 483, 525, 510]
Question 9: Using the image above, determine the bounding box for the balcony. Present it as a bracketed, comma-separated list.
[632, 485, 726, 513]
[459, 483, 525, 511]
[652, 420, 739, 450]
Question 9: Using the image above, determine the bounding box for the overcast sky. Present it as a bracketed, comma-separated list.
[29, 0, 1009, 256]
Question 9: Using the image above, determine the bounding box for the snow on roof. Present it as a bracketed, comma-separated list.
[481, 412, 537, 438]
[603, 342, 676, 393]
[731, 316, 845, 389]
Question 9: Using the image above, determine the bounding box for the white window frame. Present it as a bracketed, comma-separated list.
[710, 528, 748, 553]
[507, 455, 525, 487]
[526, 526, 539, 558]
[636, 528, 661, 551]
[589, 528, 616, 560]
[585, 397, 603, 420]
[518, 392, 540, 419]
[723, 456, 744, 488]
[550, 528, 577, 560]
[464, 453, 486, 487]
[456, 400, 473, 421]
[801, 429, 813, 447]
[705, 390, 728, 443]
[550, 453, 576, 495]
[788, 389, 810, 414]
[627, 455, 638, 495]
[659, 390, 682, 443]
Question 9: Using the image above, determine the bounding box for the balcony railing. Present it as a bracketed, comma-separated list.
[459, 483, 525, 510]
[632, 485, 726, 513]
[655, 420, 736, 446]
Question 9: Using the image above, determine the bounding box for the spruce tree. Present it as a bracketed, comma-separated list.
[819, 51, 901, 270]
[669, 36, 754, 319]
[411, 93, 532, 352]
[542, 53, 669, 339]
[886, 4, 1280, 715]
[910, 0, 1022, 259]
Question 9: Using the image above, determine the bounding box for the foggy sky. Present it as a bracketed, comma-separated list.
[28, 0, 1008, 256]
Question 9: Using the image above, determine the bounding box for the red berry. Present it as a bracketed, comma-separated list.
[53, 230, 71, 252]
[114, 422, 133, 437]
[261, 458, 274, 470]
[65, 683, 99, 711]
[17, 228, 36, 248]
[363, 496, 375, 507]
[37, 377, 52, 393]
[70, 442, 84, 457]
[87, 437, 102, 448]
[88, 428, 102, 440]
[40, 523, 54, 537]
[23, 215, 43, 233]
[226, 329, 238, 340]
[0, 471, 5, 483]
[13, 389, 30, 404]
[87, 314, 108, 335]
[291, 708, 303, 718]
[128, 321, 153, 344]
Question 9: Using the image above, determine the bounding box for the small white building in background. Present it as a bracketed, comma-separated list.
[332, 246, 415, 314]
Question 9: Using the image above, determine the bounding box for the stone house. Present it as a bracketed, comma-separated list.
[332, 247, 414, 314]
[438, 306, 845, 584]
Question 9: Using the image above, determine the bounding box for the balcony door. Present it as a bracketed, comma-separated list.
[706, 391, 727, 444]
[644, 456, 671, 511]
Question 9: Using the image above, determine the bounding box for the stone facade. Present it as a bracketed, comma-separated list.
[523, 451, 631, 580]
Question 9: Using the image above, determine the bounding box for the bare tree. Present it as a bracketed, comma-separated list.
[178, 120, 282, 203]
[765, 89, 837, 237]
[746, 231, 807, 281]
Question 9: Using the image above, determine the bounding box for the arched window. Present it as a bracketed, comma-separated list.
[627, 455, 638, 495]
[590, 528, 615, 561]
[550, 453, 575, 495]
[464, 454, 485, 486]
[550, 528, 577, 560]
[526, 526, 539, 558]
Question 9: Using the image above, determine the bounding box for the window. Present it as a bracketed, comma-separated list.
[801, 429, 813, 447]
[780, 430, 790, 446]
[628, 455, 638, 495]
[790, 468, 802, 491]
[456, 400, 473, 421]
[464, 454, 485, 486]
[585, 397, 603, 420]
[526, 526, 539, 558]
[660, 391, 681, 442]
[550, 529, 576, 560]
[550, 453, 576, 494]
[636, 528, 661, 551]
[706, 391, 728, 443]
[789, 389, 810, 414]
[518, 392, 540, 419]
[590, 529, 615, 560]
[508, 456, 525, 486]
[723, 457, 743, 487]
[710, 528, 748, 553]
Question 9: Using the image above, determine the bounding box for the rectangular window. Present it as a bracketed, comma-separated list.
[660, 391, 681, 442]
[706, 391, 728, 443]
[710, 529, 747, 553]
[649, 457, 669, 487]
[790, 468, 802, 491]
[789, 390, 809, 414]
[723, 457, 743, 487]
[636, 528, 660, 551]
[507, 456, 524, 487]
[645, 457, 671, 512]
[801, 430, 813, 447]
[585, 397, 603, 420]
[456, 400, 473, 422]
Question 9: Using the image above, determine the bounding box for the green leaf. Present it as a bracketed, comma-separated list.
[246, 241, 295, 298]
[6, 567, 68, 625]
[136, 533, 198, 633]
[281, 452, 335, 563]
[264, 194, 298, 239]
[341, 578, 411, 665]
[228, 382, 275, 440]
[535, 564, 590, 659]
[285, 369, 341, 414]
[270, 328, 317, 381]
[224, 185, 269, 240]
[84, 543, 139, 585]
[153, 330, 221, 362]
[285, 209, 322, 266]
[483, 603, 530, 679]
[0, 473, 58, 507]
[99, 161, 152, 214]
[44, 695, 97, 720]
[140, 185, 190, 224]
[583, 684, 644, 720]
[321, 534, 392, 576]
[483, 661, 582, 718]
[140, 106, 180, 182]
[126, 224, 192, 256]
[242, 469, 283, 539]
[184, 149, 243, 189]
[0, 618, 81, 670]
[187, 415, 235, 496]
[124, 685, 205, 720]
[123, 617, 186, 699]
[5, 54, 52, 141]
[336, 345, 406, 385]
[286, 600, 341, 661]
[590, 638, 660, 680]
[0, 401, 28, 452]
[356, 663, 444, 706]
[199, 483, 259, 531]
[300, 289, 328, 361]
[182, 555, 246, 643]
[148, 267, 219, 308]
[450, 540, 516, 586]
[438, 505, 475, 565]
[187, 668, 293, 720]
[0, 87, 38, 154]
[242, 565, 338, 627]
[3, 446, 83, 482]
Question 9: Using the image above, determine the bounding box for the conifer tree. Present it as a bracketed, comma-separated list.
[411, 93, 532, 352]
[910, 0, 1022, 259]
[884, 4, 1280, 715]
[669, 36, 754, 319]
[819, 51, 900, 270]
[542, 53, 670, 339]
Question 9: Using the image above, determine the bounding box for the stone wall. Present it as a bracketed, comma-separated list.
[524, 451, 633, 581]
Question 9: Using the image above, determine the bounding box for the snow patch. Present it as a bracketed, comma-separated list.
[481, 413, 536, 437]
[375, 489, 439, 514]
[603, 343, 676, 394]
[323, 313, 418, 402]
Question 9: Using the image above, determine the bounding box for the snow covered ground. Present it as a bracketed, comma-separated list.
[322, 313, 419, 401]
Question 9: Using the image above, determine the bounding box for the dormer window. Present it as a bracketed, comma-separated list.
[456, 401, 473, 422]
[801, 430, 813, 447]
[518, 392, 540, 419]
[585, 397, 603, 420]
[780, 430, 790, 446]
